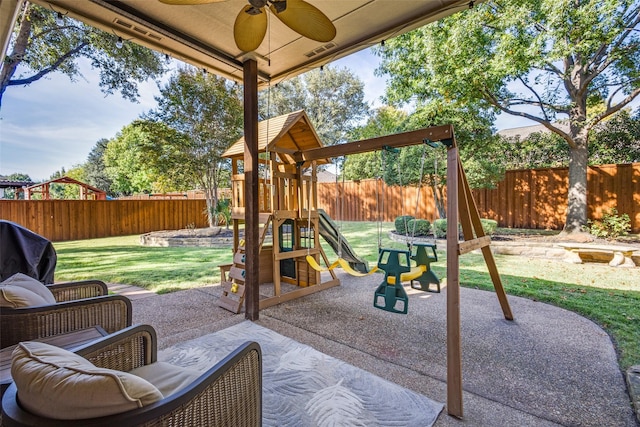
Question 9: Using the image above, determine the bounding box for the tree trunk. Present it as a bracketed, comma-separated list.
[0, 4, 31, 106]
[563, 141, 588, 233]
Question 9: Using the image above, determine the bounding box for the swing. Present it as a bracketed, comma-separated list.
[373, 143, 441, 313]
[305, 156, 379, 276]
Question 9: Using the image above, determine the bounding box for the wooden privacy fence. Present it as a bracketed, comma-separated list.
[0, 199, 208, 242]
[2, 163, 638, 241]
[318, 163, 640, 232]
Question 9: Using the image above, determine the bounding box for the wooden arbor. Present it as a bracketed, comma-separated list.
[296, 124, 514, 418]
[221, 110, 340, 311]
[25, 177, 107, 200]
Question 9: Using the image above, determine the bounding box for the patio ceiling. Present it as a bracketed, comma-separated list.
[5, 0, 472, 87]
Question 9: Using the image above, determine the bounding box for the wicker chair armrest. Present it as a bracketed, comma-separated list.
[47, 280, 108, 301]
[132, 341, 262, 427]
[0, 295, 132, 348]
[1, 341, 262, 427]
[75, 324, 157, 371]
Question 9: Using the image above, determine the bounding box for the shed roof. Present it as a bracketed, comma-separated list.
[223, 110, 328, 164]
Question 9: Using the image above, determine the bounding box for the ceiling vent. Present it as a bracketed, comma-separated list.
[304, 42, 336, 58]
[113, 18, 162, 41]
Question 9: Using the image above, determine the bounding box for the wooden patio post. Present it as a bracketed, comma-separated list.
[243, 58, 259, 321]
[446, 143, 463, 418]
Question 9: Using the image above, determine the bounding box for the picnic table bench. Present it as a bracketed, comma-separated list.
[557, 243, 638, 267]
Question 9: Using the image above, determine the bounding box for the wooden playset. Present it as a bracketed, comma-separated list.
[219, 112, 514, 417]
[218, 110, 367, 313]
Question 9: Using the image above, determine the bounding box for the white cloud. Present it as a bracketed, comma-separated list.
[0, 60, 160, 180]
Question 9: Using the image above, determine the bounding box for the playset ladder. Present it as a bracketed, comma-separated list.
[218, 248, 247, 314]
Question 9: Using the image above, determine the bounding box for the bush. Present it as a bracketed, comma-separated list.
[432, 218, 496, 238]
[433, 219, 447, 239]
[394, 215, 415, 235]
[407, 219, 431, 236]
[480, 219, 498, 236]
[587, 208, 630, 239]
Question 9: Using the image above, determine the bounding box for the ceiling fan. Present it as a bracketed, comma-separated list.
[159, 0, 337, 52]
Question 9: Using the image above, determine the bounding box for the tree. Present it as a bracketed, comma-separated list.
[1, 173, 31, 199]
[377, 0, 640, 234]
[344, 102, 503, 219]
[145, 68, 243, 227]
[590, 108, 640, 164]
[343, 106, 408, 181]
[84, 139, 115, 197]
[103, 124, 159, 196]
[259, 65, 369, 145]
[499, 108, 640, 170]
[0, 3, 166, 107]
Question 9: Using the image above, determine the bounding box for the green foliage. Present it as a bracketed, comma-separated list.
[589, 109, 640, 165]
[0, 173, 31, 199]
[433, 219, 447, 239]
[394, 215, 414, 235]
[84, 139, 115, 197]
[587, 208, 631, 239]
[211, 198, 232, 229]
[499, 131, 570, 170]
[480, 219, 498, 236]
[376, 0, 640, 232]
[432, 218, 494, 238]
[1, 4, 166, 106]
[259, 65, 369, 145]
[344, 106, 407, 181]
[144, 68, 243, 226]
[103, 123, 159, 196]
[407, 219, 431, 236]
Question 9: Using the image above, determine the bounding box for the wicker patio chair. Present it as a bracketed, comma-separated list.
[1, 324, 263, 427]
[1, 278, 132, 348]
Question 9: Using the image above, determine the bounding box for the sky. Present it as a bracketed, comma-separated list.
[0, 47, 536, 182]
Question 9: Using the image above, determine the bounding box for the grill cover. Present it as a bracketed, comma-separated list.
[0, 220, 56, 284]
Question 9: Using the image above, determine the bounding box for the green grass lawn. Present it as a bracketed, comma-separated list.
[54, 221, 640, 370]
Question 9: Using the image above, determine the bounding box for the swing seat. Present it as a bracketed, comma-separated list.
[373, 248, 412, 314]
[386, 265, 426, 285]
[337, 258, 379, 276]
[306, 256, 379, 276]
[374, 281, 408, 314]
[306, 255, 340, 272]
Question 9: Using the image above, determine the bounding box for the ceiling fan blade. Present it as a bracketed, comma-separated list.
[158, 0, 229, 5]
[234, 5, 268, 51]
[269, 0, 336, 43]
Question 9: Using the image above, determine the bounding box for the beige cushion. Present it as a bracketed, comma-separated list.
[11, 341, 163, 420]
[0, 273, 56, 307]
[130, 361, 202, 397]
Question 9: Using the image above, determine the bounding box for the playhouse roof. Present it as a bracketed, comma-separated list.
[222, 110, 328, 164]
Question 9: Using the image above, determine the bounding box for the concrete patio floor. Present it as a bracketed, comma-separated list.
[113, 271, 637, 426]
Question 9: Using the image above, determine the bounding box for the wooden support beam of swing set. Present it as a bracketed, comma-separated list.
[295, 124, 454, 162]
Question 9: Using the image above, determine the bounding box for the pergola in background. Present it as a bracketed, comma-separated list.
[0, 0, 485, 418]
[25, 176, 107, 200]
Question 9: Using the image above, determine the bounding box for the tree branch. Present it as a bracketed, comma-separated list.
[517, 76, 551, 121]
[482, 88, 576, 148]
[590, 86, 640, 127]
[8, 42, 89, 86]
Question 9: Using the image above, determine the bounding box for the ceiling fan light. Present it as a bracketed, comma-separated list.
[116, 37, 124, 49]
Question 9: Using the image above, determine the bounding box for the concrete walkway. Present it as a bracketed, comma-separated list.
[109, 274, 638, 426]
